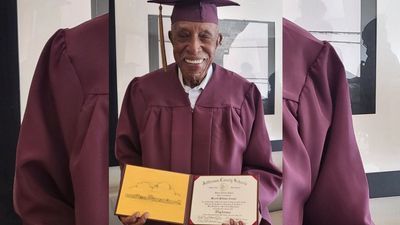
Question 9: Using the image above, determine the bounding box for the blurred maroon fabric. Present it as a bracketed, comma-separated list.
[14, 14, 109, 225]
[282, 18, 374, 225]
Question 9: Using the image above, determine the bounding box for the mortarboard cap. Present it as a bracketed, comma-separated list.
[148, 0, 239, 24]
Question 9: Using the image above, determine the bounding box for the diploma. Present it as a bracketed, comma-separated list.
[115, 165, 258, 225]
[190, 176, 258, 225]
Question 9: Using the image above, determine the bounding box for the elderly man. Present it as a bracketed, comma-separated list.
[115, 0, 282, 225]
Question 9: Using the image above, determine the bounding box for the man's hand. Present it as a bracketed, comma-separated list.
[119, 212, 149, 225]
[222, 219, 245, 225]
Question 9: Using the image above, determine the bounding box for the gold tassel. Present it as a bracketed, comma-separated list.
[159, 4, 167, 71]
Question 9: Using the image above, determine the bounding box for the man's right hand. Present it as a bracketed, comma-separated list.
[119, 212, 149, 225]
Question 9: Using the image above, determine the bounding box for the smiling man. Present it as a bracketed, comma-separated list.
[169, 20, 221, 88]
[115, 1, 282, 225]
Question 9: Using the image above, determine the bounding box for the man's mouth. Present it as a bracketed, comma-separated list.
[184, 58, 205, 64]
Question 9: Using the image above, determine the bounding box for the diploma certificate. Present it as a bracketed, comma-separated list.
[190, 176, 258, 225]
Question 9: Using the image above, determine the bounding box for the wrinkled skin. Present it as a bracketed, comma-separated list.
[168, 21, 222, 88]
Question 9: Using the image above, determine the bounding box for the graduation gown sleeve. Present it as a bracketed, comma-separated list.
[241, 84, 282, 225]
[14, 15, 109, 225]
[115, 78, 145, 167]
[282, 19, 374, 225]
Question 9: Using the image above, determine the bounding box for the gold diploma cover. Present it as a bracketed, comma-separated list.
[115, 165, 191, 224]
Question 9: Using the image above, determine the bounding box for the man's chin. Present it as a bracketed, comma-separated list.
[181, 69, 207, 82]
[181, 66, 206, 76]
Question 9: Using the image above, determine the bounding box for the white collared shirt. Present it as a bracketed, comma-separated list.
[178, 66, 213, 109]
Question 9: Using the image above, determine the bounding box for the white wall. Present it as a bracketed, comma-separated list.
[354, 0, 400, 173]
[17, 0, 92, 119]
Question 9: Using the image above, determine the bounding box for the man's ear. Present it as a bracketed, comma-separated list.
[168, 31, 173, 44]
[217, 33, 223, 46]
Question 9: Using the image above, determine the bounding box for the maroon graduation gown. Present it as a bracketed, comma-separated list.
[13, 14, 109, 225]
[116, 63, 282, 225]
[282, 19, 374, 225]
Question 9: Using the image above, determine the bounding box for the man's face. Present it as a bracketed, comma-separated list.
[169, 21, 222, 87]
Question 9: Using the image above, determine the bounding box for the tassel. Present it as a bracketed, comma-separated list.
[159, 4, 168, 71]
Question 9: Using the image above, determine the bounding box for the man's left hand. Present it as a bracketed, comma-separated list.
[222, 219, 245, 225]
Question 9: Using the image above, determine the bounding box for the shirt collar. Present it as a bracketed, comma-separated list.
[178, 65, 213, 92]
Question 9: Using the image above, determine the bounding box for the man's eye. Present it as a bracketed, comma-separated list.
[177, 32, 190, 38]
[200, 35, 211, 39]
[199, 32, 214, 40]
[200, 35, 213, 42]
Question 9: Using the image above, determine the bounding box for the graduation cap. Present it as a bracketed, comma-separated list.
[148, 0, 239, 70]
[148, 0, 239, 24]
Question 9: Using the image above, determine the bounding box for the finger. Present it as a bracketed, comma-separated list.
[119, 215, 131, 224]
[239, 221, 245, 225]
[230, 219, 237, 225]
[118, 216, 126, 224]
[121, 212, 140, 224]
[136, 212, 149, 225]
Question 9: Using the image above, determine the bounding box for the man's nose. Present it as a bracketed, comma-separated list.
[187, 37, 201, 55]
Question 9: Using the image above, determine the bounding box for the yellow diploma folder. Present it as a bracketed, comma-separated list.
[115, 165, 192, 224]
[115, 165, 259, 225]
